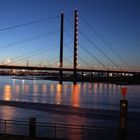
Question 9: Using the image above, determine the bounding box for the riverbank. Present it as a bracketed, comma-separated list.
[44, 76, 140, 85]
[11, 75, 140, 85]
[0, 100, 140, 129]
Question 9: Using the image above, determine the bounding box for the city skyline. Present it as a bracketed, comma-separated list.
[0, 0, 139, 69]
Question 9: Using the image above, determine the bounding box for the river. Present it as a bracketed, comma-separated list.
[0, 76, 140, 127]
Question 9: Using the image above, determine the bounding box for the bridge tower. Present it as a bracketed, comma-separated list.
[59, 12, 64, 84]
[73, 10, 78, 83]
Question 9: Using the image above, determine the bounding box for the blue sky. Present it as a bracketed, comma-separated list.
[0, 0, 139, 69]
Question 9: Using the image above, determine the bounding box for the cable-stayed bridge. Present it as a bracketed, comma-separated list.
[0, 10, 139, 83]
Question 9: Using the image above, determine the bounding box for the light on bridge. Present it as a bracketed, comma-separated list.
[58, 63, 60, 67]
[6, 58, 12, 65]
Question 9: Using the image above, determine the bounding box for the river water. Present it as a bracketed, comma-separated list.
[0, 76, 140, 126]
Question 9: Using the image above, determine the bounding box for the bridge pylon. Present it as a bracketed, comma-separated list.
[73, 10, 78, 84]
[59, 12, 64, 84]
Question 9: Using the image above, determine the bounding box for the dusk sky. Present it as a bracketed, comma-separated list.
[0, 0, 139, 69]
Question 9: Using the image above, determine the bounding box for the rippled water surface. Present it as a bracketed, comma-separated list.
[0, 76, 140, 125]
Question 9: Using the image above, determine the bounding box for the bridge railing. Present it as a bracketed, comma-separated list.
[0, 119, 139, 140]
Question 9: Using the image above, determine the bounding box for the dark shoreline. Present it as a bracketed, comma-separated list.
[44, 76, 140, 85]
[0, 100, 140, 124]
[10, 74, 140, 85]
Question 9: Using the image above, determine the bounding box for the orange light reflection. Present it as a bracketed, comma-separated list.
[24, 85, 29, 93]
[33, 85, 38, 93]
[72, 84, 80, 107]
[15, 85, 20, 94]
[4, 85, 12, 101]
[42, 84, 47, 93]
[50, 84, 55, 93]
[56, 84, 62, 104]
[64, 84, 68, 94]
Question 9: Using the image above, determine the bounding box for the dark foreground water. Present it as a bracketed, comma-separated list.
[0, 76, 140, 127]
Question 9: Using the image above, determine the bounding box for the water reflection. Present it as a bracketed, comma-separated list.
[22, 80, 25, 92]
[94, 83, 98, 94]
[4, 85, 12, 101]
[63, 84, 68, 94]
[33, 84, 38, 93]
[1, 76, 140, 112]
[83, 83, 87, 94]
[12, 79, 16, 90]
[42, 84, 47, 93]
[50, 84, 55, 93]
[71, 84, 80, 107]
[55, 84, 62, 104]
[0, 106, 15, 120]
[15, 85, 20, 94]
[24, 85, 29, 93]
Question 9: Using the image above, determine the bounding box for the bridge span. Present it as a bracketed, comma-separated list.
[0, 65, 139, 75]
[0, 10, 139, 84]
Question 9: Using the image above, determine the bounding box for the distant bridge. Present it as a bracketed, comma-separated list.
[0, 10, 139, 84]
[0, 65, 139, 75]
